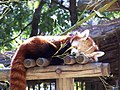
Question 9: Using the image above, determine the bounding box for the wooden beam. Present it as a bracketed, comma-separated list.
[0, 63, 110, 81]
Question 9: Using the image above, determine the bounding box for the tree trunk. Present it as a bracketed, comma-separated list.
[69, 0, 78, 26]
[30, 0, 45, 37]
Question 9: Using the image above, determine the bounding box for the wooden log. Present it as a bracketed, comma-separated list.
[99, 49, 118, 61]
[36, 58, 50, 67]
[0, 63, 110, 81]
[63, 56, 76, 65]
[100, 43, 117, 51]
[76, 55, 89, 64]
[102, 63, 111, 76]
[94, 31, 117, 48]
[109, 61, 119, 75]
[24, 59, 36, 68]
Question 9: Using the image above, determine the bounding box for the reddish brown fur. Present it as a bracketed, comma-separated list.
[72, 36, 98, 53]
[10, 36, 72, 90]
[10, 44, 26, 90]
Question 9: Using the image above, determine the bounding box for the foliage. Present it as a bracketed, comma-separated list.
[0, 0, 120, 52]
[0, 1, 70, 52]
[39, 2, 70, 35]
[61, 0, 117, 35]
[0, 64, 4, 68]
[0, 2, 33, 52]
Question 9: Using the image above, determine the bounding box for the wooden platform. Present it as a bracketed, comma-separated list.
[0, 63, 110, 81]
[0, 63, 110, 90]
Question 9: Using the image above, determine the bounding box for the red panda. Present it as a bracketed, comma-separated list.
[10, 30, 104, 90]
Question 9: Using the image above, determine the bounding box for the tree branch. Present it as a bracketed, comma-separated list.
[30, 0, 46, 37]
[1, 21, 32, 45]
[52, 0, 70, 11]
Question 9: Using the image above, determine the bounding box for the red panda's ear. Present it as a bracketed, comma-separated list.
[70, 30, 90, 43]
[92, 51, 105, 62]
[80, 30, 90, 40]
[92, 51, 105, 58]
[70, 36, 80, 43]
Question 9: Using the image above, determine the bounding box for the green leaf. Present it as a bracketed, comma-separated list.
[94, 10, 104, 17]
[34, 1, 39, 9]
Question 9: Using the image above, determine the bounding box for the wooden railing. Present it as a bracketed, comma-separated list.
[0, 63, 110, 90]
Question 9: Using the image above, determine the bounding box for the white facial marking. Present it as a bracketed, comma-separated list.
[71, 48, 80, 57]
[71, 40, 79, 47]
[71, 40, 79, 57]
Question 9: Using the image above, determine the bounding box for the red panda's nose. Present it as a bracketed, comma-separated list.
[71, 52, 76, 56]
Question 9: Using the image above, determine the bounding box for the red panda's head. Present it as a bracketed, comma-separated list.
[70, 30, 104, 62]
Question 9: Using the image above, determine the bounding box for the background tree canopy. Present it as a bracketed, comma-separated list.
[0, 0, 120, 52]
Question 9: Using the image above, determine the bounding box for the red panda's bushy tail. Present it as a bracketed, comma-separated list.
[10, 44, 27, 90]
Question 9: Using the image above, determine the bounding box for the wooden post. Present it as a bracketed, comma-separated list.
[56, 78, 74, 90]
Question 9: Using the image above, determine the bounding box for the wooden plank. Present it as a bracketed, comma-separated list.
[56, 78, 74, 90]
[0, 63, 110, 81]
[26, 63, 106, 72]
[27, 70, 101, 80]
